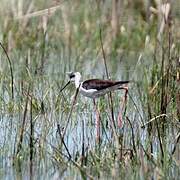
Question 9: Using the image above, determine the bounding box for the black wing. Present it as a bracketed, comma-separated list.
[82, 79, 129, 90]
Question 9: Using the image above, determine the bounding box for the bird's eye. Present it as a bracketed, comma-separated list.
[70, 74, 75, 79]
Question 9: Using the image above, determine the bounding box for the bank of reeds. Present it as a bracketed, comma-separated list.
[0, 0, 179, 179]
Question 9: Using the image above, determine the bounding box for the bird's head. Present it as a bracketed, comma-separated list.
[67, 72, 81, 83]
[60, 72, 81, 92]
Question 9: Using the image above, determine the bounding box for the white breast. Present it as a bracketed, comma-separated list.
[79, 83, 97, 98]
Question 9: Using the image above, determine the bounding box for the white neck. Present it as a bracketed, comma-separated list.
[73, 72, 81, 89]
[75, 77, 81, 88]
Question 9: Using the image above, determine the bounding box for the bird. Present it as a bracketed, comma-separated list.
[61, 72, 129, 98]
[60, 72, 129, 143]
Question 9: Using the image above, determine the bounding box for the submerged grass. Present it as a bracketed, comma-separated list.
[0, 0, 179, 179]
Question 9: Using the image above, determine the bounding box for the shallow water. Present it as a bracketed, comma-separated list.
[0, 51, 179, 179]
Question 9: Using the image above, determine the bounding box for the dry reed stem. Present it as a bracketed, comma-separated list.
[141, 114, 168, 128]
[0, 42, 14, 100]
[15, 5, 62, 19]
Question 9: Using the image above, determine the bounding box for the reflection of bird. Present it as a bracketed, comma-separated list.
[61, 72, 129, 142]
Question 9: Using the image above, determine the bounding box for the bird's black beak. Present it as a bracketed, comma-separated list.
[60, 81, 71, 92]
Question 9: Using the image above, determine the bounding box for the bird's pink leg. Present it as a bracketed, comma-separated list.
[118, 86, 128, 128]
[93, 99, 100, 143]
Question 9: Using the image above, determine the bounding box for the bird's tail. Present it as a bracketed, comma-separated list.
[105, 81, 130, 92]
[117, 80, 130, 85]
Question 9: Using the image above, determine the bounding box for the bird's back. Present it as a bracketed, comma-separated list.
[82, 79, 129, 91]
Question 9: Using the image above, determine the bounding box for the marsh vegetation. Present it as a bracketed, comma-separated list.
[0, 0, 179, 179]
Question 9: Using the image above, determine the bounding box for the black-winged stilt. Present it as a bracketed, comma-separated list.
[61, 72, 129, 142]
